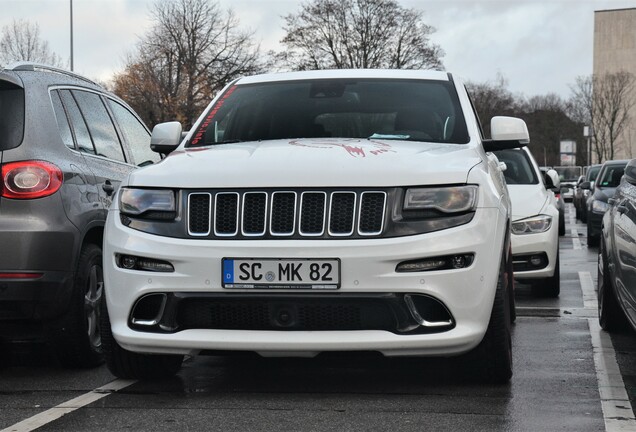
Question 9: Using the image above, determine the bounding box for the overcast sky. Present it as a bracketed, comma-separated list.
[1, 0, 635, 98]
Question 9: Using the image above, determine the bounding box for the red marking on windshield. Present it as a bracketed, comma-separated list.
[190, 85, 238, 146]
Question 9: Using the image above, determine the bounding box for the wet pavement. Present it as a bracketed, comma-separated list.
[1, 203, 635, 432]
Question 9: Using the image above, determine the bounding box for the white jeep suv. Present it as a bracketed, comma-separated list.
[101, 69, 528, 383]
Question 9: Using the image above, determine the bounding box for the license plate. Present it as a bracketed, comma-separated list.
[222, 258, 340, 289]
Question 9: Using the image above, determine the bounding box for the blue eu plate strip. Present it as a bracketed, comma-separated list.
[223, 259, 234, 284]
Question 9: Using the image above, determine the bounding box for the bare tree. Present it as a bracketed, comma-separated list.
[112, 0, 262, 128]
[0, 19, 64, 67]
[569, 72, 636, 162]
[277, 0, 443, 71]
[465, 75, 517, 137]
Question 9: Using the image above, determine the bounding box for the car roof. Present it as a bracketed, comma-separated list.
[602, 159, 630, 166]
[236, 69, 451, 85]
[2, 62, 105, 93]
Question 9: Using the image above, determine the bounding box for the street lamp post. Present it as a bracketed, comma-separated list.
[583, 126, 592, 166]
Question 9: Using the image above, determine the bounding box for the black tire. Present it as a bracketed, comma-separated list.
[532, 254, 560, 298]
[506, 244, 516, 324]
[558, 209, 566, 236]
[465, 252, 513, 384]
[101, 296, 183, 379]
[598, 239, 630, 332]
[587, 219, 600, 247]
[575, 204, 581, 221]
[48, 243, 104, 368]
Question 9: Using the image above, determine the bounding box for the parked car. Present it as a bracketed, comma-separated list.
[574, 164, 602, 222]
[598, 158, 636, 332]
[586, 160, 629, 247]
[554, 166, 583, 202]
[0, 62, 159, 367]
[540, 167, 565, 236]
[495, 148, 561, 297]
[101, 69, 526, 383]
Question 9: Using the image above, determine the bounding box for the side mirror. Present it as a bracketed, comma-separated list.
[483, 116, 530, 152]
[150, 121, 182, 154]
[625, 159, 636, 186]
[579, 181, 591, 190]
[544, 169, 561, 190]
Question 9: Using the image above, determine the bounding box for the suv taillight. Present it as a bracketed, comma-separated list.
[1, 161, 63, 199]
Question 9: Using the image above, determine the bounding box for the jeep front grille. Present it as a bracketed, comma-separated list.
[186, 190, 387, 239]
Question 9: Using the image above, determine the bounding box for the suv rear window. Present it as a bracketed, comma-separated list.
[0, 84, 25, 151]
[188, 79, 470, 147]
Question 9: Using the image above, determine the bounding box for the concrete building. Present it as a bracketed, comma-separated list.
[593, 8, 636, 160]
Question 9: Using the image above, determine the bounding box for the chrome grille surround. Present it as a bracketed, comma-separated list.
[187, 189, 387, 239]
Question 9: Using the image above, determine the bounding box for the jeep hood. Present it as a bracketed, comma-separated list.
[128, 138, 483, 188]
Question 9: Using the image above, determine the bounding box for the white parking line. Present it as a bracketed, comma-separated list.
[572, 228, 582, 250]
[580, 270, 598, 309]
[0, 379, 136, 432]
[579, 271, 636, 431]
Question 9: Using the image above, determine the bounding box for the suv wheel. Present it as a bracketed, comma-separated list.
[465, 250, 513, 383]
[49, 243, 104, 368]
[558, 210, 565, 236]
[598, 239, 629, 332]
[101, 296, 183, 379]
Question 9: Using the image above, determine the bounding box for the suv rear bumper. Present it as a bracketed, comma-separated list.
[0, 199, 79, 330]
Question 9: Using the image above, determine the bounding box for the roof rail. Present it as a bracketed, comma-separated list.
[5, 61, 100, 87]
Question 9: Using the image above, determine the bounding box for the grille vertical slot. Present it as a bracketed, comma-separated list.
[270, 192, 297, 236]
[299, 192, 327, 236]
[329, 192, 356, 236]
[242, 192, 267, 236]
[214, 192, 239, 236]
[358, 191, 386, 235]
[188, 193, 211, 236]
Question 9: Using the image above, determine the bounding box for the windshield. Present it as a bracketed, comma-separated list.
[493, 149, 539, 185]
[586, 166, 601, 182]
[187, 79, 470, 147]
[554, 166, 582, 182]
[597, 164, 626, 188]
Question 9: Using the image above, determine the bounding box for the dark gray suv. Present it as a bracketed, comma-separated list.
[0, 63, 159, 367]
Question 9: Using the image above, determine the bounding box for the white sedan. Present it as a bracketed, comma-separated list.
[494, 147, 561, 297]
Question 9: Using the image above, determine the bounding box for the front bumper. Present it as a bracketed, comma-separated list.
[510, 221, 559, 279]
[587, 210, 604, 238]
[103, 206, 507, 357]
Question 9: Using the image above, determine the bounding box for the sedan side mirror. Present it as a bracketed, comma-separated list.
[625, 159, 636, 186]
[150, 121, 183, 154]
[579, 181, 591, 190]
[544, 169, 561, 191]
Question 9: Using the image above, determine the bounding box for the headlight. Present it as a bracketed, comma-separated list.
[404, 185, 478, 213]
[511, 215, 552, 234]
[592, 200, 609, 214]
[120, 188, 176, 217]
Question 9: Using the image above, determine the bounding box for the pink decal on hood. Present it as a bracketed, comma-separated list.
[289, 139, 395, 158]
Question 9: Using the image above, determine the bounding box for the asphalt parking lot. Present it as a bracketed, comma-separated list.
[1, 203, 636, 432]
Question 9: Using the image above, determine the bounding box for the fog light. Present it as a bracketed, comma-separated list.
[117, 254, 174, 272]
[396, 254, 474, 273]
[397, 259, 447, 272]
[530, 255, 543, 267]
[121, 256, 137, 269]
[451, 255, 466, 269]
